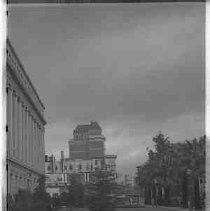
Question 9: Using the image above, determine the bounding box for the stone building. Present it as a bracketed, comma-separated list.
[45, 121, 116, 195]
[45, 152, 117, 195]
[6, 39, 46, 195]
[69, 121, 105, 160]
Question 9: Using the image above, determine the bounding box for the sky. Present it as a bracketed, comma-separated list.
[8, 3, 205, 175]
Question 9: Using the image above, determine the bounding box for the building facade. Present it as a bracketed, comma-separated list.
[45, 152, 117, 195]
[46, 121, 116, 195]
[69, 121, 105, 160]
[46, 153, 117, 183]
[6, 40, 46, 195]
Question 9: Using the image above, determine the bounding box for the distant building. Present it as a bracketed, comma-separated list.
[45, 154, 56, 174]
[46, 121, 117, 195]
[7, 39, 46, 195]
[45, 173, 68, 197]
[69, 121, 105, 160]
[46, 152, 117, 183]
[45, 152, 117, 195]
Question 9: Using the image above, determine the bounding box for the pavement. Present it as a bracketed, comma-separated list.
[57, 206, 205, 211]
[116, 207, 204, 211]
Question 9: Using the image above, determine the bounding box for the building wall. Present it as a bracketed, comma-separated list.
[69, 121, 105, 159]
[104, 155, 117, 174]
[7, 40, 46, 195]
[69, 136, 105, 159]
[46, 154, 117, 186]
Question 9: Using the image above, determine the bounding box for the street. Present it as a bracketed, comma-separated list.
[116, 207, 187, 211]
[57, 207, 189, 211]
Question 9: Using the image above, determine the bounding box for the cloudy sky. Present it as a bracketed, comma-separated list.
[8, 3, 205, 175]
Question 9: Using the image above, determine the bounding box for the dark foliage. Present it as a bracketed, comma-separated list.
[8, 176, 52, 211]
[136, 133, 206, 209]
[86, 170, 115, 211]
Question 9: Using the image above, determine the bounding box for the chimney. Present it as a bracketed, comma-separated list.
[61, 151, 64, 160]
[61, 151, 64, 173]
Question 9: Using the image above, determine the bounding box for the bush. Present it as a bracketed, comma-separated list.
[30, 202, 52, 211]
[13, 203, 30, 211]
[9, 176, 52, 211]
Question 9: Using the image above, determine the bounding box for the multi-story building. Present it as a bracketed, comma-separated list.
[45, 152, 117, 195]
[69, 121, 105, 160]
[46, 152, 117, 183]
[45, 121, 117, 195]
[6, 39, 46, 195]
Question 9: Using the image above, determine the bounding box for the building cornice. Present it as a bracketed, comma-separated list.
[7, 39, 46, 124]
[7, 157, 44, 176]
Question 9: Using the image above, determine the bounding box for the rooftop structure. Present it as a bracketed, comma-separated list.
[69, 121, 105, 159]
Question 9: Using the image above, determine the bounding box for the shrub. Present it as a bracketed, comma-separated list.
[30, 202, 52, 211]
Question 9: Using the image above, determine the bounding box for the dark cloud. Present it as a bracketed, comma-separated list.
[8, 3, 205, 174]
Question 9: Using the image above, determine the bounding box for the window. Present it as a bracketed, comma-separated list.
[86, 163, 89, 171]
[95, 160, 98, 165]
[55, 166, 58, 171]
[57, 177, 62, 182]
[64, 166, 67, 170]
[53, 193, 58, 198]
[47, 166, 51, 171]
[69, 164, 73, 170]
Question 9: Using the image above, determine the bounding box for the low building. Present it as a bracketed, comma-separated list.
[46, 152, 117, 182]
[45, 152, 117, 195]
[45, 173, 68, 197]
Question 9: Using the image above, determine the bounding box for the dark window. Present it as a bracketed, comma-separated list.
[45, 155, 48, 162]
[64, 166, 67, 170]
[55, 166, 58, 171]
[95, 160, 98, 165]
[69, 164, 73, 170]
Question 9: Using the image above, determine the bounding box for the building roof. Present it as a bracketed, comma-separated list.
[74, 121, 102, 133]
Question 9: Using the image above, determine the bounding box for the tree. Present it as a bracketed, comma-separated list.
[32, 176, 52, 211]
[138, 133, 175, 205]
[13, 189, 33, 211]
[136, 133, 206, 209]
[33, 176, 51, 202]
[67, 173, 85, 207]
[86, 169, 116, 211]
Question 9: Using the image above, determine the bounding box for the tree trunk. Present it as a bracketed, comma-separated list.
[182, 174, 188, 208]
[145, 187, 151, 205]
[194, 177, 201, 210]
[165, 186, 170, 205]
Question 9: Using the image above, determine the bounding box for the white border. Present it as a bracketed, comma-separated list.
[1, 2, 208, 211]
[0, 0, 7, 211]
[206, 1, 210, 210]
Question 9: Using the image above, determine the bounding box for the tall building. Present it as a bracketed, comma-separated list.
[69, 121, 105, 159]
[6, 39, 46, 195]
[46, 122, 117, 196]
